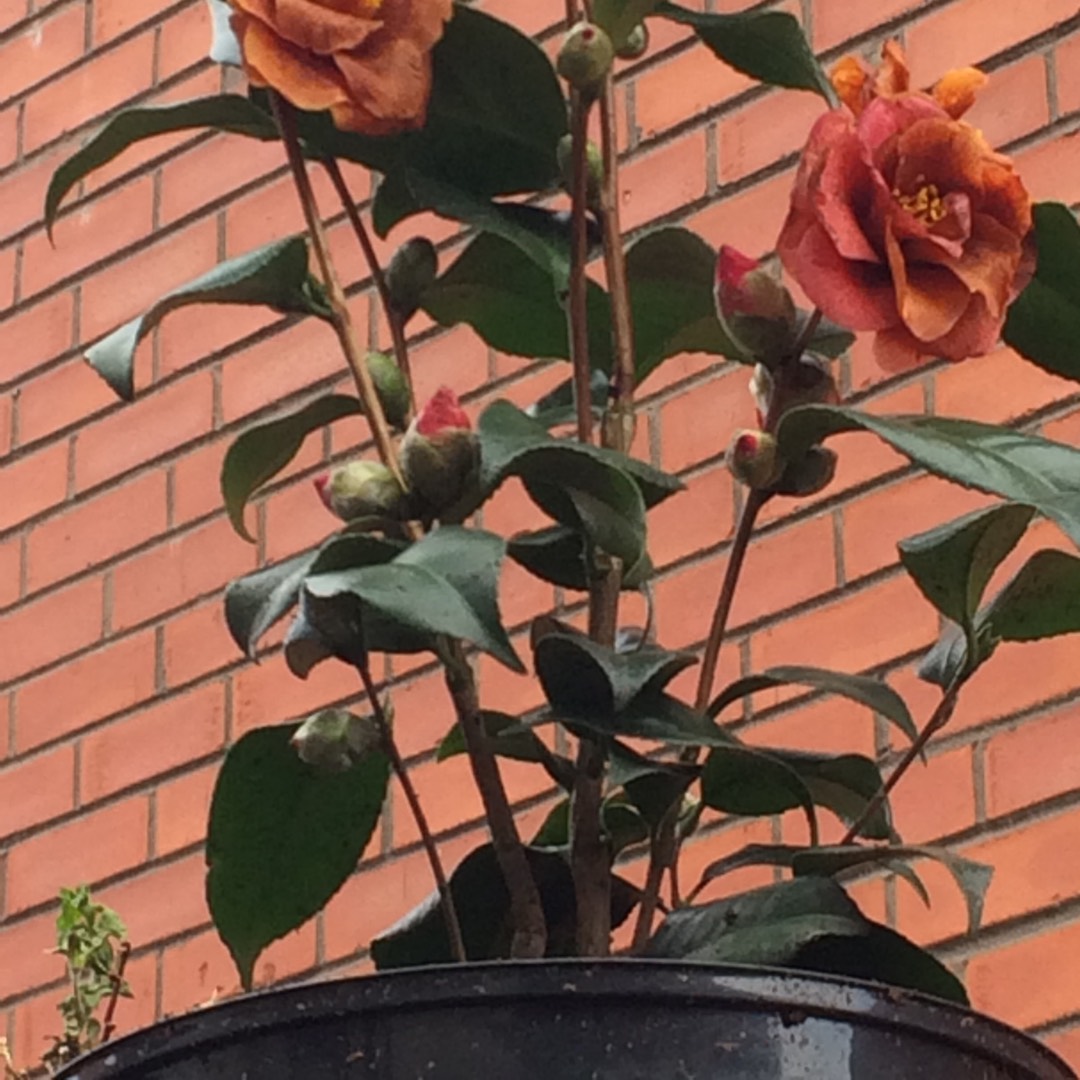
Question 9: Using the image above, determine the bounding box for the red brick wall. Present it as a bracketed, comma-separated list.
[3, 0, 1080, 1069]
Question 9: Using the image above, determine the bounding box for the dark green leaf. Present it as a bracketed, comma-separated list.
[423, 234, 614, 368]
[778, 405, 1080, 548]
[805, 314, 856, 360]
[654, 4, 837, 103]
[917, 624, 988, 689]
[594, 0, 663, 48]
[45, 96, 278, 234]
[709, 664, 918, 747]
[898, 503, 1035, 635]
[610, 745, 698, 830]
[1004, 202, 1080, 382]
[527, 371, 610, 430]
[508, 525, 654, 592]
[206, 725, 389, 988]
[626, 227, 741, 384]
[981, 548, 1080, 642]
[371, 844, 639, 967]
[86, 237, 326, 401]
[224, 550, 317, 657]
[222, 395, 361, 542]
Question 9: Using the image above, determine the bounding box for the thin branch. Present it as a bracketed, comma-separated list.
[440, 641, 547, 957]
[268, 92, 403, 484]
[99, 941, 131, 1044]
[839, 680, 964, 845]
[787, 306, 823, 365]
[322, 158, 415, 409]
[356, 662, 466, 962]
[568, 89, 594, 444]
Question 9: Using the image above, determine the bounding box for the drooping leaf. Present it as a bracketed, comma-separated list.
[224, 551, 318, 657]
[609, 743, 699, 830]
[898, 503, 1035, 638]
[527, 371, 610, 430]
[371, 844, 639, 967]
[654, 4, 837, 104]
[980, 548, 1080, 642]
[206, 725, 389, 988]
[45, 96, 279, 233]
[709, 664, 918, 747]
[778, 405, 1080, 548]
[86, 237, 328, 401]
[625, 227, 741, 383]
[222, 395, 361, 542]
[1004, 202, 1080, 382]
[918, 625, 976, 690]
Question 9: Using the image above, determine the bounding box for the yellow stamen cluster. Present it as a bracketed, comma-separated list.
[894, 181, 946, 224]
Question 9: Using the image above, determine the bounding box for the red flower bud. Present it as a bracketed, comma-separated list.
[315, 460, 407, 522]
[726, 429, 782, 490]
[715, 246, 798, 363]
[401, 387, 479, 518]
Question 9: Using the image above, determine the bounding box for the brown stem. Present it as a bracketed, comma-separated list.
[356, 662, 466, 962]
[268, 92, 403, 484]
[839, 680, 964, 845]
[568, 90, 594, 445]
[440, 641, 546, 957]
[322, 158, 415, 410]
[100, 941, 131, 1043]
[788, 306, 823, 365]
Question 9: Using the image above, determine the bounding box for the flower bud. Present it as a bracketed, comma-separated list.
[291, 708, 382, 773]
[315, 460, 408, 522]
[400, 386, 479, 518]
[768, 355, 840, 421]
[715, 246, 798, 363]
[366, 351, 412, 431]
[557, 22, 614, 95]
[556, 133, 604, 207]
[616, 22, 649, 60]
[726, 429, 782, 490]
[384, 238, 438, 323]
[772, 446, 838, 498]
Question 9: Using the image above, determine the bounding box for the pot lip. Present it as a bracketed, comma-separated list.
[57, 959, 1074, 1079]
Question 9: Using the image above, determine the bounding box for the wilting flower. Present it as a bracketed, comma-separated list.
[778, 41, 1033, 372]
[228, 0, 453, 135]
[400, 386, 478, 516]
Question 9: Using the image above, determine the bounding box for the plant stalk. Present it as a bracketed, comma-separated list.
[441, 641, 547, 957]
[323, 157, 415, 410]
[568, 89, 594, 445]
[356, 661, 467, 962]
[99, 941, 131, 1043]
[839, 680, 964, 845]
[268, 92, 403, 485]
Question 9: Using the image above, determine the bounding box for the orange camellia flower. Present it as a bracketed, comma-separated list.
[778, 42, 1034, 372]
[230, 0, 454, 135]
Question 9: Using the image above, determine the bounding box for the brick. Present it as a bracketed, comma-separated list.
[5, 796, 150, 913]
[750, 573, 939, 676]
[888, 744, 977, 844]
[475, 639, 547, 719]
[77, 217, 219, 344]
[158, 301, 279, 380]
[964, 54, 1050, 147]
[223, 173, 308, 261]
[985, 703, 1080, 817]
[162, 596, 237, 688]
[0, 910, 57, 1002]
[0, 535, 21, 608]
[1055, 30, 1080, 115]
[154, 761, 217, 856]
[496, 546, 555, 632]
[262, 475, 338, 564]
[14, 629, 156, 751]
[812, 0, 925, 51]
[0, 3, 85, 105]
[0, 438, 68, 534]
[618, 128, 708, 233]
[718, 86, 826, 184]
[657, 367, 756, 473]
[407, 324, 492, 407]
[0, 103, 16, 170]
[1012, 129, 1080, 206]
[94, 0, 172, 44]
[744, 692, 877, 759]
[0, 290, 75, 385]
[1043, 1026, 1080, 1075]
[967, 919, 1080, 1030]
[390, 666, 457, 761]
[25, 469, 168, 591]
[23, 32, 156, 153]
[16, 355, 116, 447]
[0, 743, 75, 839]
[0, 0, 29, 34]
[100, 852, 210, 948]
[0, 241, 14, 307]
[0, 143, 72, 244]
[0, 576, 103, 685]
[65, 182, 171, 288]
[79, 680, 227, 803]
[647, 464, 735, 571]
[157, 1, 215, 82]
[170, 436, 232, 525]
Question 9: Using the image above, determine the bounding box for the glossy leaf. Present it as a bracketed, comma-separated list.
[222, 395, 361, 542]
[206, 725, 389, 988]
[86, 237, 327, 401]
[918, 625, 975, 690]
[778, 405, 1080, 548]
[981, 549, 1080, 642]
[1004, 202, 1080, 382]
[45, 96, 278, 234]
[655, 4, 837, 103]
[224, 551, 318, 657]
[594, 0, 663, 48]
[709, 664, 918, 747]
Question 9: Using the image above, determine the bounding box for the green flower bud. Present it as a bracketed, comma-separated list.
[385, 237, 438, 323]
[315, 459, 408, 521]
[557, 22, 614, 95]
[556, 133, 604, 206]
[291, 709, 382, 773]
[726, 429, 782, 490]
[616, 22, 649, 60]
[365, 351, 412, 431]
[772, 445, 838, 498]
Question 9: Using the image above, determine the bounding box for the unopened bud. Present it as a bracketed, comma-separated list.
[291, 708, 382, 773]
[772, 445, 838, 498]
[726, 429, 782, 490]
[315, 460, 408, 522]
[557, 134, 604, 206]
[715, 246, 798, 363]
[385, 238, 438, 323]
[767, 356, 840, 422]
[400, 387, 479, 518]
[616, 22, 649, 60]
[366, 351, 412, 431]
[557, 22, 614, 94]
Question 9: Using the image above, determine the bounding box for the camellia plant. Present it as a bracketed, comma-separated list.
[44, 0, 1080, 1008]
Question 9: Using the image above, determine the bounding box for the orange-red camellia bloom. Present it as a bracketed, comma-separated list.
[230, 0, 454, 135]
[778, 42, 1034, 371]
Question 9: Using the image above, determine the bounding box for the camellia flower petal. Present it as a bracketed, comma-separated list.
[229, 0, 454, 135]
[778, 41, 1033, 372]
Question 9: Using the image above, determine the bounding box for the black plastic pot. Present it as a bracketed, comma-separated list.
[57, 961, 1075, 1079]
